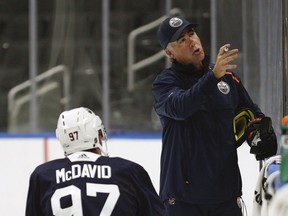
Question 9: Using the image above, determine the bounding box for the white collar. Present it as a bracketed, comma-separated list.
[67, 151, 101, 162]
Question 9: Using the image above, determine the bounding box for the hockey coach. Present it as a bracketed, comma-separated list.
[152, 16, 277, 216]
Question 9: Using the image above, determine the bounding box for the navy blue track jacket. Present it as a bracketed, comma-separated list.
[152, 55, 263, 204]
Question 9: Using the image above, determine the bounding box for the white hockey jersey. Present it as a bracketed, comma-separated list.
[252, 155, 281, 216]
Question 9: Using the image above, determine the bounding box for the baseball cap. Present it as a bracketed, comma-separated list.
[157, 16, 199, 49]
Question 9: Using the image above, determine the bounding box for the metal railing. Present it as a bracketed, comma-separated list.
[127, 8, 183, 91]
[8, 65, 71, 132]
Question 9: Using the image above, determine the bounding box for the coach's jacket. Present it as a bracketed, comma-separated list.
[152, 55, 263, 204]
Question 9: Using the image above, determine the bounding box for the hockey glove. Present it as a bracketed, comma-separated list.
[246, 117, 277, 160]
[233, 108, 255, 148]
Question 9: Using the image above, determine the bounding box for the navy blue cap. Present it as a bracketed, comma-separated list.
[157, 16, 199, 49]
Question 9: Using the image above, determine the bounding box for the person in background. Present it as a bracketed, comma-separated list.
[152, 16, 277, 216]
[25, 107, 165, 216]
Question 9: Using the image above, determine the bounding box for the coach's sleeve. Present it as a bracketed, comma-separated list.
[152, 70, 219, 120]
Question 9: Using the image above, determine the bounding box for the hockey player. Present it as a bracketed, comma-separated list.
[152, 16, 277, 216]
[25, 107, 165, 216]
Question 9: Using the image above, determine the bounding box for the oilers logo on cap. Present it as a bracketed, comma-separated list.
[169, 17, 183, 28]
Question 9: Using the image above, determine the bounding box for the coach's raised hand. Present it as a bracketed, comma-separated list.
[213, 44, 239, 79]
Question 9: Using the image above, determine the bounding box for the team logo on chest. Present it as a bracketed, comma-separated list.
[217, 81, 230, 94]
